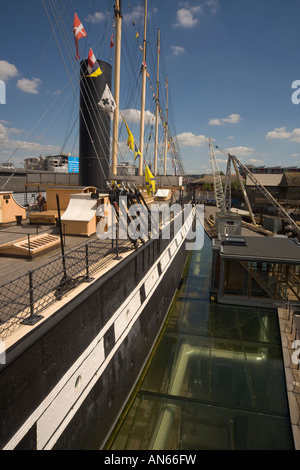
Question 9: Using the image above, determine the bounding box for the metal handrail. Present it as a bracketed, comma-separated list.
[0, 192, 192, 340]
[0, 237, 132, 340]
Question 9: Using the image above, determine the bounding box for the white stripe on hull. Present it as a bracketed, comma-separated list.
[4, 209, 194, 450]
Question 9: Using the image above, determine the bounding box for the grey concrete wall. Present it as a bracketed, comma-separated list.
[26, 172, 79, 186]
[0, 175, 27, 192]
[2, 171, 183, 193]
[109, 174, 183, 187]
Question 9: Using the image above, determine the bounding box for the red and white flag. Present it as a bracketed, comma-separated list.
[87, 48, 97, 74]
[73, 13, 87, 60]
[86, 48, 102, 77]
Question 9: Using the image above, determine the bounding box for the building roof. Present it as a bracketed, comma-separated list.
[190, 174, 240, 185]
[214, 235, 300, 263]
[245, 165, 300, 172]
[280, 172, 300, 187]
[246, 174, 283, 187]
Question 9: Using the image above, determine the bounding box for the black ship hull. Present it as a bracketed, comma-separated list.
[0, 208, 194, 450]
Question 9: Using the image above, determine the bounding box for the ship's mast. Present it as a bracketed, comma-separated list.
[112, 0, 122, 176]
[139, 0, 147, 176]
[154, 28, 160, 176]
[164, 75, 169, 176]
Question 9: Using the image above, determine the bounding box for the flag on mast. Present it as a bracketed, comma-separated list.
[134, 143, 142, 160]
[98, 84, 116, 117]
[123, 117, 135, 151]
[122, 117, 142, 159]
[145, 165, 155, 196]
[86, 48, 102, 77]
[73, 13, 87, 60]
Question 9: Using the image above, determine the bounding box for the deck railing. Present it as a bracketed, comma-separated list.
[0, 237, 133, 340]
[0, 193, 192, 341]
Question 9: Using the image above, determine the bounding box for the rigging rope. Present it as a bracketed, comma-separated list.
[44, 0, 110, 180]
[2, 0, 185, 189]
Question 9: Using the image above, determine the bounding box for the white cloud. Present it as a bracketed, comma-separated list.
[173, 1, 218, 28]
[0, 62, 43, 96]
[205, 0, 219, 16]
[0, 60, 18, 81]
[1, 140, 60, 154]
[0, 122, 60, 156]
[209, 118, 222, 126]
[171, 45, 186, 56]
[174, 6, 202, 28]
[123, 4, 144, 22]
[121, 108, 156, 125]
[0, 123, 23, 140]
[223, 114, 241, 124]
[226, 146, 255, 157]
[85, 12, 106, 24]
[209, 114, 242, 126]
[247, 158, 265, 165]
[53, 89, 62, 97]
[176, 132, 207, 147]
[17, 77, 42, 95]
[123, 5, 157, 24]
[266, 127, 300, 143]
[265, 127, 291, 139]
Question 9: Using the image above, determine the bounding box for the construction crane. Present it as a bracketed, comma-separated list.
[210, 139, 300, 238]
[228, 152, 300, 237]
[208, 138, 229, 214]
[209, 137, 256, 224]
[223, 156, 232, 214]
[229, 154, 257, 226]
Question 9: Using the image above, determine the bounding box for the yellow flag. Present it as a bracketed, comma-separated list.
[86, 67, 102, 77]
[145, 165, 155, 196]
[123, 117, 134, 150]
[134, 142, 141, 160]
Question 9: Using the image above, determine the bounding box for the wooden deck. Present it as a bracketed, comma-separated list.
[0, 220, 100, 284]
[0, 217, 137, 345]
[0, 197, 167, 290]
[0, 193, 184, 344]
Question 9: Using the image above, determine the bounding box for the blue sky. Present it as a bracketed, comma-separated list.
[1, 0, 300, 175]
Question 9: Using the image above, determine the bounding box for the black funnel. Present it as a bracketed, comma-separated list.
[79, 60, 112, 191]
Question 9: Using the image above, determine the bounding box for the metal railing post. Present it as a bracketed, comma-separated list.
[114, 222, 122, 260]
[85, 244, 94, 282]
[21, 271, 43, 326]
[27, 234, 32, 261]
[29, 270, 34, 317]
